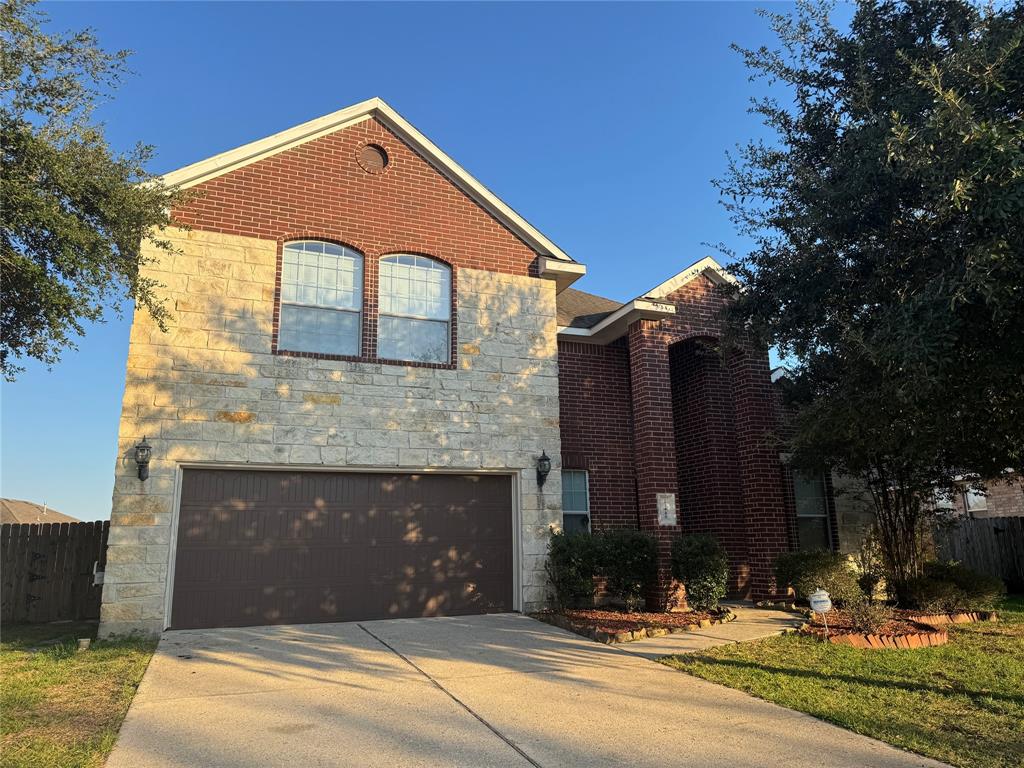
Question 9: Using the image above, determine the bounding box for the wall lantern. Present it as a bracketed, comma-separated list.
[134, 437, 152, 481]
[536, 451, 552, 488]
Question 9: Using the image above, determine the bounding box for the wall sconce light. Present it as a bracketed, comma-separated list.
[134, 437, 152, 481]
[536, 450, 552, 489]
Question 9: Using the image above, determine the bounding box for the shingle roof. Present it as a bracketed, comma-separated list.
[0, 499, 80, 525]
[556, 288, 622, 329]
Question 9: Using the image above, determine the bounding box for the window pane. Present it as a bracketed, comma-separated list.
[282, 241, 362, 311]
[379, 255, 450, 320]
[964, 488, 987, 511]
[563, 512, 590, 535]
[933, 488, 956, 510]
[278, 305, 359, 356]
[377, 316, 449, 363]
[797, 517, 830, 552]
[561, 471, 589, 512]
[794, 472, 827, 518]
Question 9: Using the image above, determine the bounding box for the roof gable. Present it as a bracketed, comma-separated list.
[161, 98, 576, 264]
[640, 256, 736, 300]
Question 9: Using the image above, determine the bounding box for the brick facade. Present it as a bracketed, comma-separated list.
[556, 339, 638, 529]
[556, 275, 792, 601]
[173, 117, 540, 277]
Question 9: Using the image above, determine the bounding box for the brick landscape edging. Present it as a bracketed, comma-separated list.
[533, 609, 737, 645]
[904, 610, 998, 625]
[818, 622, 949, 650]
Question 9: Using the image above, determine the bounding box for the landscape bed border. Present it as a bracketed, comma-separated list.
[533, 608, 737, 644]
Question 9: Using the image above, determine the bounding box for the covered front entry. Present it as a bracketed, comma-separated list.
[170, 468, 515, 629]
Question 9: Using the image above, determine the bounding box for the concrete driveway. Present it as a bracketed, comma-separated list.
[107, 614, 945, 768]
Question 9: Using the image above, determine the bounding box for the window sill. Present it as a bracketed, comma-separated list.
[274, 348, 456, 370]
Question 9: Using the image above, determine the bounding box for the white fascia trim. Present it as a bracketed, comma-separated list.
[159, 97, 577, 264]
[538, 256, 586, 292]
[557, 298, 675, 345]
[641, 256, 737, 300]
[160, 99, 378, 189]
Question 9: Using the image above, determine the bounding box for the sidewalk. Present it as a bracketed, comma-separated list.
[621, 603, 804, 659]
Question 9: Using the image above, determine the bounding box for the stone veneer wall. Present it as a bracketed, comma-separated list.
[100, 228, 563, 636]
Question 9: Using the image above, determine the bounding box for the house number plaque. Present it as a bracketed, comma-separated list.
[656, 493, 677, 526]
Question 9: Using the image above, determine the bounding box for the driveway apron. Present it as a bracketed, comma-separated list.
[107, 614, 947, 768]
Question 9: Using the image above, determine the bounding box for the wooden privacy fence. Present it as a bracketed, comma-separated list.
[935, 516, 1024, 591]
[1, 521, 109, 624]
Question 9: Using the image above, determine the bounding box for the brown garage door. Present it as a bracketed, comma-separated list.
[171, 469, 514, 629]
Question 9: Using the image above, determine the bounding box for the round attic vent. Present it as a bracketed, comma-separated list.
[358, 144, 389, 173]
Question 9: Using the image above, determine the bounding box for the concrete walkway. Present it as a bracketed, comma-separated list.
[621, 603, 805, 659]
[107, 613, 946, 768]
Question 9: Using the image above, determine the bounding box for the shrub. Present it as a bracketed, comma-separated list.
[595, 529, 658, 612]
[858, 572, 883, 601]
[773, 550, 861, 606]
[846, 599, 893, 634]
[903, 576, 965, 614]
[545, 530, 598, 610]
[924, 562, 1005, 609]
[903, 562, 1005, 612]
[671, 534, 729, 611]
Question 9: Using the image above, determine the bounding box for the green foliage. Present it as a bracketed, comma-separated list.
[595, 529, 658, 612]
[857, 572, 883, 601]
[671, 534, 729, 611]
[545, 530, 599, 610]
[774, 549, 862, 606]
[904, 561, 1006, 612]
[1, 0, 185, 379]
[853, 525, 885, 600]
[903, 576, 967, 614]
[718, 0, 1024, 589]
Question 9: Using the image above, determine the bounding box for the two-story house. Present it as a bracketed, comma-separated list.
[100, 98, 801, 636]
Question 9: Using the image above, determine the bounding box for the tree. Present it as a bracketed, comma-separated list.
[717, 0, 1024, 595]
[0, 0, 184, 379]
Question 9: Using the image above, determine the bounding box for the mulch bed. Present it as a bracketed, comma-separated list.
[532, 607, 735, 644]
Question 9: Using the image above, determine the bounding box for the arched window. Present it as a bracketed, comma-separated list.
[278, 240, 362, 356]
[377, 254, 451, 363]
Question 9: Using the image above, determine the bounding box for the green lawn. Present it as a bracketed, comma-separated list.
[662, 596, 1024, 768]
[1, 623, 156, 768]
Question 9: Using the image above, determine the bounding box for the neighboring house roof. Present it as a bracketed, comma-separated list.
[0, 499, 80, 525]
[556, 288, 623, 329]
[159, 97, 580, 272]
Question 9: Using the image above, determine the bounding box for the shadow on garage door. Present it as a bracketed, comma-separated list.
[170, 468, 514, 629]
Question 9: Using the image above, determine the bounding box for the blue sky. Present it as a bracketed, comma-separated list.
[2, 1, 816, 520]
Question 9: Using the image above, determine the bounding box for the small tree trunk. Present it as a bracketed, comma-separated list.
[865, 459, 928, 603]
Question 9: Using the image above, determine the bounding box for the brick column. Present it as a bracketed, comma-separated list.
[728, 349, 790, 598]
[628, 320, 681, 609]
